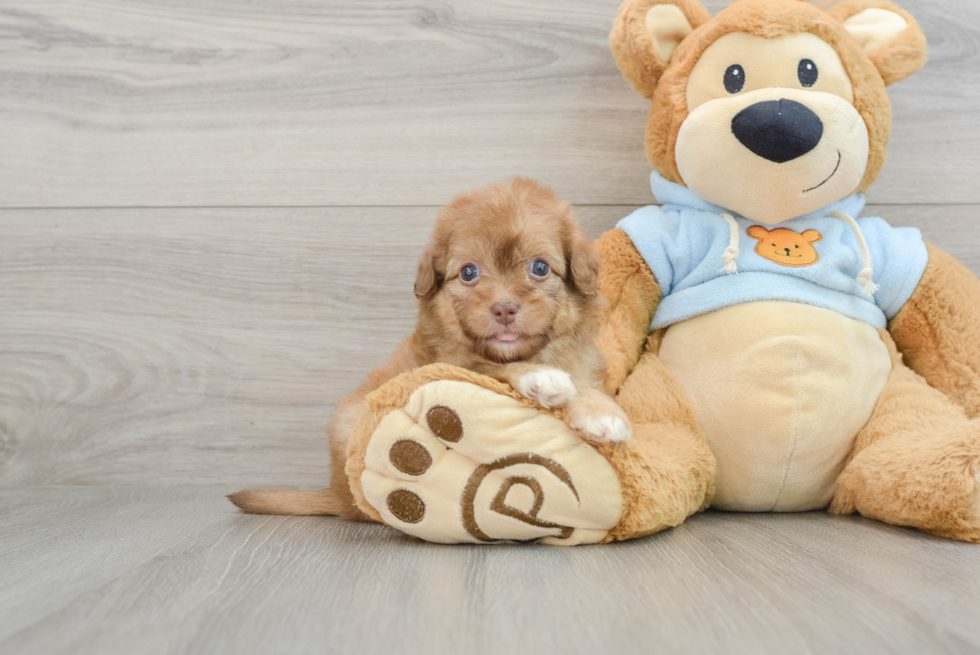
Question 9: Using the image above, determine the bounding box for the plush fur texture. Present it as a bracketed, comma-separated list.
[827, 0, 928, 87]
[889, 245, 980, 420]
[590, 229, 718, 538]
[600, 0, 979, 542]
[589, 226, 980, 541]
[599, 341, 717, 540]
[230, 178, 628, 518]
[610, 0, 927, 194]
[594, 228, 662, 395]
[610, 0, 712, 99]
[343, 351, 716, 542]
[830, 333, 980, 543]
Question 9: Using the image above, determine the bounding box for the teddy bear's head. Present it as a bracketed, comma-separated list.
[610, 0, 927, 224]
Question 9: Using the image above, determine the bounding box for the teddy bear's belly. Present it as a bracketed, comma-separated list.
[658, 300, 892, 512]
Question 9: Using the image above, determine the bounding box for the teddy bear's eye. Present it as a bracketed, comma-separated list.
[798, 59, 818, 88]
[771, 243, 776, 247]
[724, 64, 746, 94]
[795, 245, 799, 248]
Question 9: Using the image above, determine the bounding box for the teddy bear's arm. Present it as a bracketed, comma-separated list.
[594, 229, 662, 396]
[888, 244, 980, 417]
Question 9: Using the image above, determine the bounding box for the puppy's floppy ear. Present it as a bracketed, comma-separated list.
[829, 1, 927, 86]
[414, 246, 442, 300]
[568, 232, 602, 297]
[610, 0, 711, 99]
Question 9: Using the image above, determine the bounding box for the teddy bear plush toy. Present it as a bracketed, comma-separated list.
[342, 0, 980, 544]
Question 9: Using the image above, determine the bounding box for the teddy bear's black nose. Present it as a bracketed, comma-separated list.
[731, 99, 823, 163]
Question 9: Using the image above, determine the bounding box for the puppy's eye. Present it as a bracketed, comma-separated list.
[530, 260, 550, 279]
[798, 59, 818, 88]
[724, 64, 745, 94]
[460, 264, 480, 285]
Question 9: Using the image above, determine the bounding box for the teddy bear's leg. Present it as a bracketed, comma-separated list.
[591, 231, 715, 538]
[597, 341, 717, 541]
[346, 364, 624, 545]
[830, 333, 980, 543]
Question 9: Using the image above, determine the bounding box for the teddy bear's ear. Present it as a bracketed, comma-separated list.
[828, 1, 927, 86]
[610, 0, 712, 99]
[746, 225, 769, 241]
[802, 229, 823, 244]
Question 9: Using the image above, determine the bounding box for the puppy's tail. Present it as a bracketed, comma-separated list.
[227, 488, 344, 516]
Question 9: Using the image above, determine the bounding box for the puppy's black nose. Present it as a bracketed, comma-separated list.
[491, 301, 519, 326]
[731, 99, 823, 163]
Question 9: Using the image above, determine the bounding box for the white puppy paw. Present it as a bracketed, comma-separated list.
[570, 413, 633, 444]
[515, 368, 577, 408]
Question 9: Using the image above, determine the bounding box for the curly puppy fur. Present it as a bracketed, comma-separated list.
[611, 0, 926, 193]
[230, 178, 624, 518]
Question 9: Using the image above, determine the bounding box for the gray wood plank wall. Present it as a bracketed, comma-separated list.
[1, 0, 978, 487]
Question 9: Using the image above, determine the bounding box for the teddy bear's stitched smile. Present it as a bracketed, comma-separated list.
[804, 151, 843, 193]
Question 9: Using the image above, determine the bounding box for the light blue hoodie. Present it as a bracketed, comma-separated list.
[617, 172, 929, 330]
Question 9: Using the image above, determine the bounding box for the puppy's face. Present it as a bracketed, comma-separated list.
[415, 179, 600, 364]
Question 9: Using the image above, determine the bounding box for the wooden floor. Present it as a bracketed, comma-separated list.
[2, 486, 979, 655]
[2, 0, 980, 652]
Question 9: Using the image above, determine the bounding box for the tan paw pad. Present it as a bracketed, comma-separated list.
[388, 440, 433, 476]
[360, 379, 624, 545]
[386, 489, 426, 524]
[425, 405, 463, 442]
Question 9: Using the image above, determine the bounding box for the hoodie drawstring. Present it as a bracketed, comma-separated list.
[718, 210, 879, 297]
[829, 210, 879, 297]
[720, 213, 740, 274]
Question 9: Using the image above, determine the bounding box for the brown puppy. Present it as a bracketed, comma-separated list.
[229, 178, 631, 519]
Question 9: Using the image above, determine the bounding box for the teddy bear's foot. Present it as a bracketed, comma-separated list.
[355, 378, 623, 545]
[830, 338, 980, 543]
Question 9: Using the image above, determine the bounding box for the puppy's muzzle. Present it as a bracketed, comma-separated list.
[491, 301, 519, 326]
